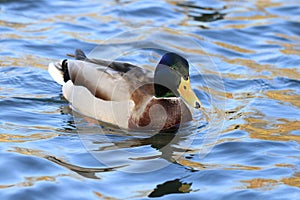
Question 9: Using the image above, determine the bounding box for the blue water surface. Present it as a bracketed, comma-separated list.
[0, 0, 300, 199]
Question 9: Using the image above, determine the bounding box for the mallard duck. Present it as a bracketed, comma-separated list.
[48, 49, 202, 131]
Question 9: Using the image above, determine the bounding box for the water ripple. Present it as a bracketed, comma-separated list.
[0, 0, 300, 199]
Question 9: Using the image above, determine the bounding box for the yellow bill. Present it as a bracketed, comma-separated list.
[177, 77, 201, 109]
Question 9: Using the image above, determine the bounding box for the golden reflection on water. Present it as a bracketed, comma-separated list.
[8, 147, 47, 157]
[221, 0, 284, 29]
[280, 44, 300, 56]
[223, 57, 300, 79]
[281, 172, 300, 188]
[1, 33, 45, 40]
[275, 33, 300, 44]
[0, 20, 29, 29]
[241, 178, 278, 190]
[240, 86, 300, 144]
[0, 54, 52, 70]
[267, 40, 300, 56]
[254, 0, 282, 10]
[266, 90, 300, 108]
[214, 41, 255, 54]
[242, 117, 300, 142]
[241, 172, 300, 190]
[0, 174, 75, 190]
[225, 14, 277, 29]
[93, 191, 118, 200]
[0, 132, 57, 143]
[177, 157, 263, 171]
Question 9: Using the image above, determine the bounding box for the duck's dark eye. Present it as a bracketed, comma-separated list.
[183, 85, 187, 90]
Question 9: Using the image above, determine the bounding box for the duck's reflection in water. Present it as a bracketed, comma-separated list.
[58, 108, 203, 196]
[44, 155, 126, 180]
[149, 178, 192, 198]
[46, 129, 196, 197]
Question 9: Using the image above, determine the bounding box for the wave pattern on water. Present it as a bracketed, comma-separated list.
[0, 0, 300, 199]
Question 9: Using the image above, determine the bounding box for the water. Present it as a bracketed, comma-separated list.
[0, 0, 300, 199]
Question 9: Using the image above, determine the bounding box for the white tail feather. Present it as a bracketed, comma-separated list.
[48, 62, 65, 85]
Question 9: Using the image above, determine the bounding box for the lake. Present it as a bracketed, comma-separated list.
[0, 0, 299, 199]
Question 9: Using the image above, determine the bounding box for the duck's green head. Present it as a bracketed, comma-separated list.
[154, 52, 201, 109]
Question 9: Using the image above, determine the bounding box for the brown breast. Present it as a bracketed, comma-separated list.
[128, 97, 192, 132]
